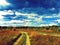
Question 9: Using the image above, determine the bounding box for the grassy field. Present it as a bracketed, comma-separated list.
[0, 30, 21, 45]
[0, 26, 60, 45]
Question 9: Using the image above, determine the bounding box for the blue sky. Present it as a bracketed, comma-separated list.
[0, 0, 60, 27]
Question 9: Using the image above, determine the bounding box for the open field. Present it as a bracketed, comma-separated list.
[0, 30, 22, 45]
[0, 26, 60, 45]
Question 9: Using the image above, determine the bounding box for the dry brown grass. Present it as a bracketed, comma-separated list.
[0, 29, 60, 45]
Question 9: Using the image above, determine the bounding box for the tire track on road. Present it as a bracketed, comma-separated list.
[13, 32, 30, 45]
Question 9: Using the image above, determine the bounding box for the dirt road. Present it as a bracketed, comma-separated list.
[38, 32, 60, 36]
[13, 32, 30, 45]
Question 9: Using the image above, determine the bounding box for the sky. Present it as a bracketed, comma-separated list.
[0, 0, 60, 27]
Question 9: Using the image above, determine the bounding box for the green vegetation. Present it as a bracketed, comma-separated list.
[19, 33, 26, 45]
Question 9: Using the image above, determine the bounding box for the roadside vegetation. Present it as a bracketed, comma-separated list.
[0, 25, 60, 45]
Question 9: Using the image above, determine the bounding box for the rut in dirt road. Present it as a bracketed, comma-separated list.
[13, 32, 30, 45]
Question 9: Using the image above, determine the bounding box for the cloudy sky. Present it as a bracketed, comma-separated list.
[0, 0, 60, 27]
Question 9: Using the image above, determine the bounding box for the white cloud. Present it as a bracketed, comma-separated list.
[34, 16, 43, 22]
[0, 10, 14, 15]
[0, 10, 59, 27]
[48, 22, 57, 26]
[50, 8, 55, 11]
[9, 20, 24, 23]
[13, 11, 38, 20]
[24, 19, 32, 22]
[39, 24, 48, 26]
[43, 13, 60, 19]
[39, 22, 57, 26]
[0, 20, 25, 27]
[44, 16, 53, 18]
[39, 23, 56, 27]
[15, 11, 37, 18]
[25, 13, 37, 18]
[0, 10, 14, 20]
[51, 13, 60, 18]
[0, 15, 4, 20]
[55, 19, 60, 23]
[0, 21, 9, 26]
[0, 0, 10, 6]
[15, 11, 22, 15]
[7, 10, 14, 15]
[23, 21, 32, 26]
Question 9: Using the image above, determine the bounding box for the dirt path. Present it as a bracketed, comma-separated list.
[25, 33, 30, 45]
[13, 34, 24, 45]
[21, 32, 30, 45]
[38, 32, 60, 36]
[13, 32, 30, 45]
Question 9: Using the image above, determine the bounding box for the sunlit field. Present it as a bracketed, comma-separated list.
[0, 26, 60, 45]
[0, 30, 21, 45]
[0, 0, 60, 45]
